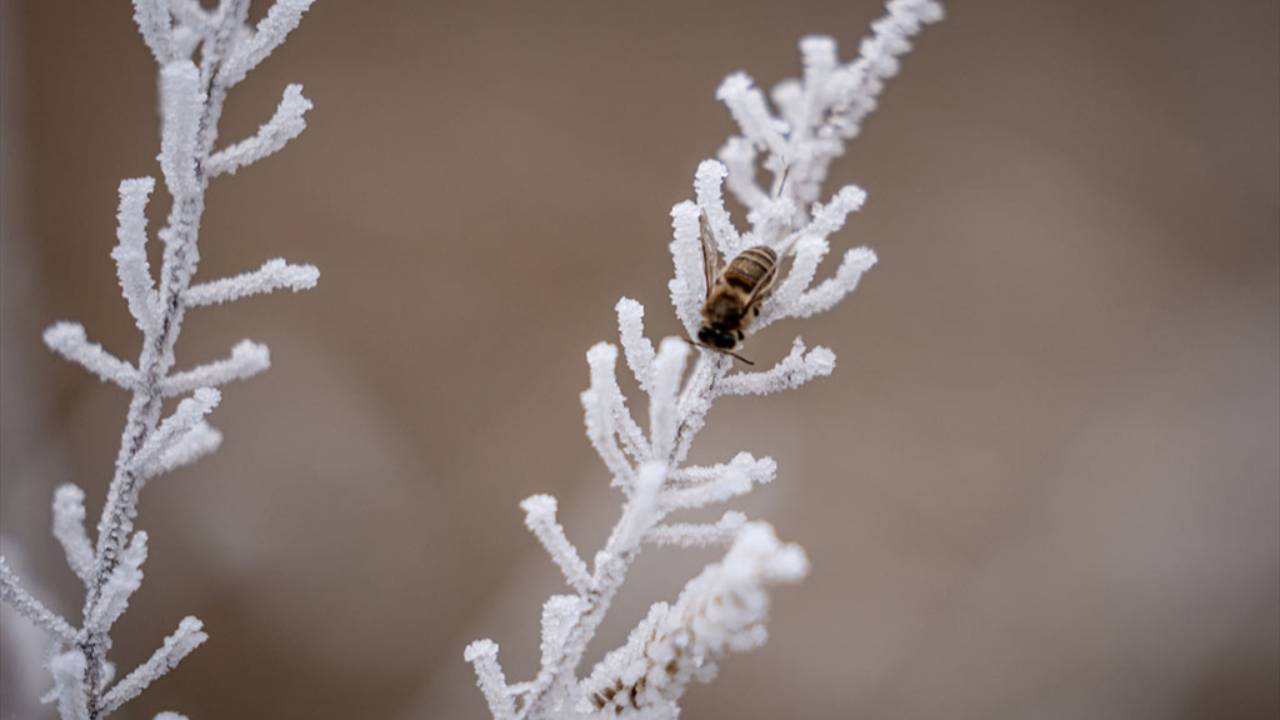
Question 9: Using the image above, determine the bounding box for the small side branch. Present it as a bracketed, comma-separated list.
[130, 388, 221, 474]
[464, 640, 516, 720]
[614, 298, 656, 394]
[716, 73, 788, 163]
[645, 511, 747, 548]
[539, 595, 585, 671]
[112, 177, 161, 335]
[648, 338, 689, 460]
[521, 496, 592, 595]
[787, 247, 877, 319]
[100, 616, 208, 716]
[218, 0, 316, 87]
[694, 160, 742, 256]
[85, 531, 148, 635]
[715, 338, 835, 397]
[718, 137, 768, 212]
[158, 61, 204, 199]
[0, 557, 78, 644]
[582, 344, 639, 486]
[183, 257, 319, 307]
[660, 453, 775, 512]
[160, 339, 270, 396]
[206, 84, 313, 177]
[668, 202, 707, 335]
[53, 485, 95, 587]
[132, 0, 176, 64]
[140, 421, 223, 479]
[42, 322, 139, 390]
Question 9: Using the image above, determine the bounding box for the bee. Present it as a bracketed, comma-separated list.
[694, 212, 779, 365]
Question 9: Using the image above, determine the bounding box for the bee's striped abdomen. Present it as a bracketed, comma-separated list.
[723, 246, 777, 291]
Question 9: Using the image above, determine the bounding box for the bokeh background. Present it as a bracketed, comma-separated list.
[2, 1, 1277, 718]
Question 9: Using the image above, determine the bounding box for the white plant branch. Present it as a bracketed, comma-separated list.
[615, 298, 657, 394]
[43, 323, 139, 390]
[714, 338, 836, 397]
[183, 257, 320, 306]
[218, 0, 315, 87]
[158, 61, 203, 200]
[52, 485, 96, 587]
[130, 388, 221, 475]
[466, 3, 942, 717]
[522, 495, 593, 595]
[1, 3, 319, 717]
[160, 339, 270, 396]
[206, 84, 313, 176]
[85, 532, 148, 636]
[141, 421, 223, 479]
[644, 511, 747, 548]
[0, 558, 78, 644]
[581, 524, 808, 714]
[659, 454, 774, 512]
[132, 0, 176, 64]
[465, 640, 517, 720]
[112, 178, 161, 335]
[99, 617, 208, 716]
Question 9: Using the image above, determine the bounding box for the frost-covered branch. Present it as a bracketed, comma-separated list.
[99, 617, 207, 716]
[644, 511, 747, 548]
[141, 421, 223, 479]
[217, 0, 315, 87]
[521, 496, 593, 595]
[581, 524, 807, 714]
[112, 178, 161, 335]
[465, 640, 518, 720]
[84, 532, 148, 636]
[1, 2, 319, 717]
[160, 340, 270, 396]
[53, 485, 96, 587]
[43, 323, 139, 390]
[465, 3, 942, 717]
[130, 388, 221, 475]
[183, 257, 319, 306]
[206, 84, 313, 176]
[714, 338, 836, 397]
[132, 0, 177, 64]
[0, 558, 78, 643]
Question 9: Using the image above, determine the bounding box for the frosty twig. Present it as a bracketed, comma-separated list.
[0, 2, 318, 717]
[466, 1, 943, 717]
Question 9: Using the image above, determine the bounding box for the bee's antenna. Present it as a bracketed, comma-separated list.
[777, 230, 803, 257]
[684, 335, 755, 366]
[772, 164, 792, 200]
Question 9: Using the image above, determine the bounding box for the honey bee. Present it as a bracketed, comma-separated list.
[694, 212, 779, 364]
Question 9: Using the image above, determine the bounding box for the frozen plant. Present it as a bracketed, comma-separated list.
[464, 1, 943, 718]
[0, 1, 318, 718]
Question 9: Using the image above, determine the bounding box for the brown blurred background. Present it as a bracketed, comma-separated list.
[2, 1, 1277, 718]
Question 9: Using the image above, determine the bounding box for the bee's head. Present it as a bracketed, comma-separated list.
[698, 326, 738, 350]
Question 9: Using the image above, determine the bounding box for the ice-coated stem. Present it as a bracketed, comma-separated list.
[467, 2, 943, 717]
[0, 2, 318, 718]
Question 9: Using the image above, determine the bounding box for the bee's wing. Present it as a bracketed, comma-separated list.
[744, 254, 779, 312]
[698, 211, 722, 300]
